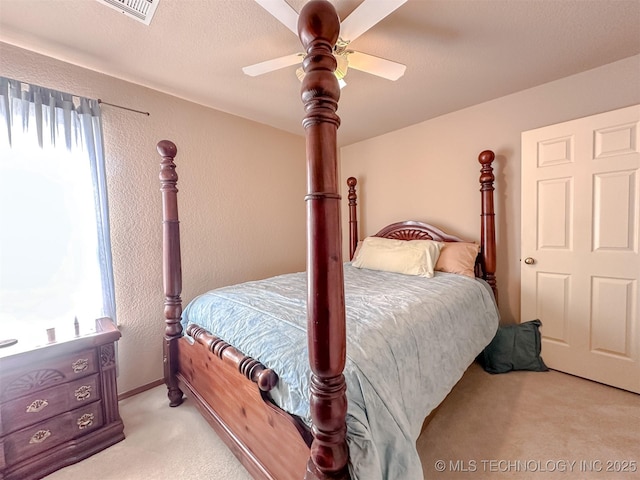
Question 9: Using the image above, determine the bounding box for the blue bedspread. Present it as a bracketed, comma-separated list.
[182, 264, 499, 480]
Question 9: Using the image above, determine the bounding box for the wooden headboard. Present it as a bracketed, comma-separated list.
[345, 149, 497, 302]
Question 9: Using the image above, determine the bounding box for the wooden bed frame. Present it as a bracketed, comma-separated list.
[157, 2, 497, 479]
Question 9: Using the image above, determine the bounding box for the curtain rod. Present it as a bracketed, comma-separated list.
[3, 76, 151, 117]
[97, 99, 150, 116]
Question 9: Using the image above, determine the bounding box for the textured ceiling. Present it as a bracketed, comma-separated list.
[1, 0, 639, 146]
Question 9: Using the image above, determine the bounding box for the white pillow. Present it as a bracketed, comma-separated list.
[352, 236, 444, 277]
[406, 239, 446, 277]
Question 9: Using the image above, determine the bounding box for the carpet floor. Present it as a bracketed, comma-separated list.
[45, 362, 639, 479]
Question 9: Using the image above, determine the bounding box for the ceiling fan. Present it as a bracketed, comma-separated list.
[243, 0, 407, 86]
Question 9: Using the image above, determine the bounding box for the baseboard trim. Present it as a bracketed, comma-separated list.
[118, 378, 164, 401]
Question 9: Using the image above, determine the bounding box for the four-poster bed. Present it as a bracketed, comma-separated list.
[158, 1, 498, 479]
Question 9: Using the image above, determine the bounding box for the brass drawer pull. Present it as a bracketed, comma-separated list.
[74, 385, 92, 401]
[71, 358, 89, 373]
[29, 429, 52, 444]
[77, 413, 95, 429]
[26, 399, 49, 413]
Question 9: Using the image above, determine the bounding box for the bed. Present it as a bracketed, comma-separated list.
[157, 2, 499, 479]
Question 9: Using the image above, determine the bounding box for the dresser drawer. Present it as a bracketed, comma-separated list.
[3, 401, 103, 465]
[1, 349, 98, 402]
[1, 374, 101, 435]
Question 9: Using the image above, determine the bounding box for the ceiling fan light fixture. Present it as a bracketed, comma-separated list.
[246, 0, 408, 83]
[295, 53, 349, 88]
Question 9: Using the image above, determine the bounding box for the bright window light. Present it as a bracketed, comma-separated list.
[0, 134, 103, 337]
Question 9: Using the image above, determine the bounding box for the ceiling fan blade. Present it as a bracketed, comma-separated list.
[339, 0, 407, 41]
[254, 0, 299, 35]
[242, 53, 303, 76]
[347, 51, 406, 81]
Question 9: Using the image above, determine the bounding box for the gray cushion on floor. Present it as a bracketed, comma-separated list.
[482, 319, 548, 374]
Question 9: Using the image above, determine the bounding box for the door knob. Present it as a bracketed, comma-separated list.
[524, 257, 535, 265]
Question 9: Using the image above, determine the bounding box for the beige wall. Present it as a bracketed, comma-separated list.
[0, 43, 307, 395]
[340, 54, 640, 324]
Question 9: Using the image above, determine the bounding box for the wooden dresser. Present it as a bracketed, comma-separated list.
[0, 317, 124, 480]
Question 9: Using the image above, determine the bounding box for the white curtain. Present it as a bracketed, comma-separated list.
[0, 76, 116, 334]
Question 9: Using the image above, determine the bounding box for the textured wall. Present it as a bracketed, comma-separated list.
[0, 42, 307, 395]
[341, 54, 640, 324]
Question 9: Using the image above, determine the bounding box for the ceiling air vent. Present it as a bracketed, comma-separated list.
[96, 0, 160, 26]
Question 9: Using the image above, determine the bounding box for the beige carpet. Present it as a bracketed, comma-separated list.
[44, 384, 252, 480]
[419, 363, 639, 479]
[46, 363, 639, 479]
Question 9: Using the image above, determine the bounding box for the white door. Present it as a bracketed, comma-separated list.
[521, 105, 640, 394]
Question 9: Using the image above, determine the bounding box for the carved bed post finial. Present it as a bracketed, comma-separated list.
[347, 177, 358, 260]
[298, 2, 349, 479]
[478, 150, 498, 304]
[158, 140, 184, 407]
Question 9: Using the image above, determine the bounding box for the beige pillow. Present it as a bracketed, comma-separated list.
[435, 242, 480, 277]
[352, 236, 443, 277]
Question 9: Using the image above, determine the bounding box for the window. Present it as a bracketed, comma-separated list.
[0, 77, 115, 342]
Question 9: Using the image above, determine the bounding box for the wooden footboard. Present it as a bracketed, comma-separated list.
[175, 331, 310, 480]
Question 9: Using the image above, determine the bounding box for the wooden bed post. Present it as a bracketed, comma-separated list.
[298, 1, 349, 479]
[479, 150, 498, 303]
[347, 177, 358, 261]
[158, 140, 184, 407]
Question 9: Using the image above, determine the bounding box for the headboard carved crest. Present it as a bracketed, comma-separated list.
[374, 221, 465, 243]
